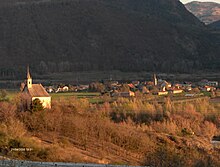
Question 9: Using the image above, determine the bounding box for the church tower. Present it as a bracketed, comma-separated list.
[27, 66, 32, 89]
[153, 74, 157, 86]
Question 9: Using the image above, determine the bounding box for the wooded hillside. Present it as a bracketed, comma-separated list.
[0, 0, 219, 77]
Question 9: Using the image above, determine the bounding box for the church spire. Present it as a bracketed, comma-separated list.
[27, 65, 31, 79]
[27, 65, 32, 88]
[153, 73, 157, 86]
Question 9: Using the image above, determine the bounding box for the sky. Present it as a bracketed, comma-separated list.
[180, 0, 220, 4]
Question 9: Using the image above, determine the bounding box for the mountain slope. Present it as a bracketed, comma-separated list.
[209, 20, 220, 29]
[0, 0, 219, 77]
[185, 1, 220, 24]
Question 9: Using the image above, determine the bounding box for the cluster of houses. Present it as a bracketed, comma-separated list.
[45, 84, 89, 93]
[45, 74, 219, 98]
[20, 67, 219, 110]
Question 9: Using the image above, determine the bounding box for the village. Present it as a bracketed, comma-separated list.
[44, 74, 219, 98]
[16, 67, 220, 111]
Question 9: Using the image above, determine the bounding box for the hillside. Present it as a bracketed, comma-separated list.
[0, 96, 220, 166]
[185, 1, 220, 24]
[0, 0, 219, 77]
[209, 20, 220, 29]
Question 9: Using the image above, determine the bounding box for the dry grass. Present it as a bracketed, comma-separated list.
[0, 95, 219, 166]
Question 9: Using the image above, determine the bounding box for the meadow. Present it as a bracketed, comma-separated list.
[4, 90, 103, 103]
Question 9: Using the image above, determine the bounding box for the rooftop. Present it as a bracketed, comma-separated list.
[28, 84, 50, 97]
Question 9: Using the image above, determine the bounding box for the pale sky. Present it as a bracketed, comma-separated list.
[180, 0, 220, 4]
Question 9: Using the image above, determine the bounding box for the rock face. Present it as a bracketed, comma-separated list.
[185, 1, 220, 24]
[0, 0, 219, 76]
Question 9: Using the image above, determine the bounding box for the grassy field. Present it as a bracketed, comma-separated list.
[50, 92, 100, 99]
[50, 92, 103, 103]
[3, 89, 217, 105]
[5, 90, 103, 103]
[6, 90, 19, 100]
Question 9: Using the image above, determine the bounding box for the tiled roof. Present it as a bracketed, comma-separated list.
[28, 84, 50, 97]
[128, 84, 135, 88]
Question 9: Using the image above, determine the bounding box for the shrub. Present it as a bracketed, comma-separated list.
[31, 98, 44, 112]
[37, 149, 49, 159]
[144, 146, 186, 167]
[181, 128, 194, 136]
[0, 90, 9, 101]
[8, 139, 21, 148]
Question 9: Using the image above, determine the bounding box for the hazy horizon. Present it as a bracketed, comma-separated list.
[180, 0, 220, 4]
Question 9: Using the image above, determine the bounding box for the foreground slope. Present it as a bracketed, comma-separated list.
[0, 0, 219, 76]
[0, 96, 220, 166]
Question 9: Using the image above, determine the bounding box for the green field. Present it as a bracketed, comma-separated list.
[3, 90, 217, 105]
[3, 90, 102, 103]
[50, 92, 103, 103]
[5, 90, 19, 100]
[50, 92, 100, 99]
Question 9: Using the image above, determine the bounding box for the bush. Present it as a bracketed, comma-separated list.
[181, 128, 194, 136]
[8, 139, 21, 148]
[31, 98, 44, 112]
[37, 149, 49, 159]
[144, 146, 186, 167]
[0, 90, 8, 101]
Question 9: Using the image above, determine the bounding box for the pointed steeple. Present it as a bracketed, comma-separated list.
[27, 65, 32, 88]
[153, 73, 157, 86]
[27, 65, 31, 79]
